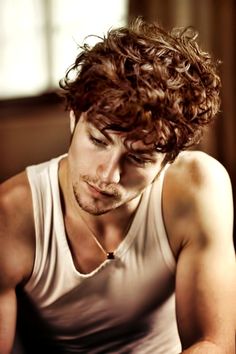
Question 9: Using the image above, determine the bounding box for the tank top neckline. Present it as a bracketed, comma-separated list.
[52, 155, 165, 279]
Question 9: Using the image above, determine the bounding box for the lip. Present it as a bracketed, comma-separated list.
[86, 182, 113, 198]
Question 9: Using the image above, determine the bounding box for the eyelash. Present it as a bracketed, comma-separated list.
[89, 135, 107, 147]
[127, 155, 151, 166]
[89, 134, 152, 167]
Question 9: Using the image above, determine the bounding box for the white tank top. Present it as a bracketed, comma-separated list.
[25, 155, 181, 353]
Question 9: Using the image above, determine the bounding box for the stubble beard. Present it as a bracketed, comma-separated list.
[72, 175, 124, 216]
[73, 186, 122, 215]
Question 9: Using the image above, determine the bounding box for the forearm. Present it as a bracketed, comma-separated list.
[0, 289, 17, 354]
[181, 340, 234, 354]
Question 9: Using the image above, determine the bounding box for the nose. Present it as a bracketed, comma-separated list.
[96, 153, 121, 184]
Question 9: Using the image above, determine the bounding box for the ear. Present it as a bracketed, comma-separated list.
[69, 110, 76, 133]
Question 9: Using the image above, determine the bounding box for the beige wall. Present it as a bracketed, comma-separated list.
[0, 99, 70, 182]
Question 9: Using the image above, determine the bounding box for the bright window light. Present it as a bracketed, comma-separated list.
[0, 0, 128, 99]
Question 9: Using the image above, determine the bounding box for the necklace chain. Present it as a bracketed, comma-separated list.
[87, 231, 115, 260]
[77, 208, 133, 260]
[77, 208, 116, 260]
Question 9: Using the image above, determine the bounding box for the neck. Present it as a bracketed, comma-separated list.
[58, 157, 142, 272]
[59, 156, 140, 240]
[81, 196, 140, 235]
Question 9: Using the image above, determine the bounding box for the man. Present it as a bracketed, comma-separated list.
[0, 18, 235, 354]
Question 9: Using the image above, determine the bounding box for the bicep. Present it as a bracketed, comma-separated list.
[0, 288, 17, 354]
[175, 159, 236, 350]
[0, 180, 32, 354]
[176, 242, 236, 349]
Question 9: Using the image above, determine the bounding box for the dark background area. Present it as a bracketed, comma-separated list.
[0, 0, 235, 242]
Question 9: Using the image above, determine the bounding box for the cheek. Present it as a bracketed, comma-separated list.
[139, 163, 163, 185]
[69, 145, 107, 186]
[69, 135, 93, 166]
[124, 167, 159, 190]
[68, 144, 88, 180]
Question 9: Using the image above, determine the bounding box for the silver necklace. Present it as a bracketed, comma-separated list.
[77, 209, 133, 260]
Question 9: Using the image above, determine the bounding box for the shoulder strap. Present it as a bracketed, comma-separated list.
[150, 166, 177, 273]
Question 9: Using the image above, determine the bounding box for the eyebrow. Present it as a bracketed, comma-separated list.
[131, 149, 156, 156]
[87, 122, 121, 145]
[87, 123, 113, 142]
[87, 122, 158, 157]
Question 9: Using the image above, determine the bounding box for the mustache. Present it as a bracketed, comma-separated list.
[81, 175, 122, 199]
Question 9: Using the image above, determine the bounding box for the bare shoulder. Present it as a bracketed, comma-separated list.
[1, 171, 31, 208]
[165, 150, 232, 205]
[167, 150, 231, 189]
[0, 172, 35, 289]
[163, 150, 234, 257]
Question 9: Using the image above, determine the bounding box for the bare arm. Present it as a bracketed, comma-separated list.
[0, 173, 35, 354]
[0, 290, 17, 354]
[164, 152, 236, 353]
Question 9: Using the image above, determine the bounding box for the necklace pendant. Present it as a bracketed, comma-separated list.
[107, 252, 115, 260]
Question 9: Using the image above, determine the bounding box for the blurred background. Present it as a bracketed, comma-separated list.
[0, 0, 235, 240]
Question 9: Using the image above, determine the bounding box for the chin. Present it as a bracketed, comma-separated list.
[78, 202, 117, 216]
[75, 194, 120, 215]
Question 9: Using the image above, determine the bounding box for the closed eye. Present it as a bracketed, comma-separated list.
[89, 135, 108, 147]
[127, 154, 152, 166]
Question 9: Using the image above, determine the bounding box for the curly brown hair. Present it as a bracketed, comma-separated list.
[60, 17, 221, 163]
